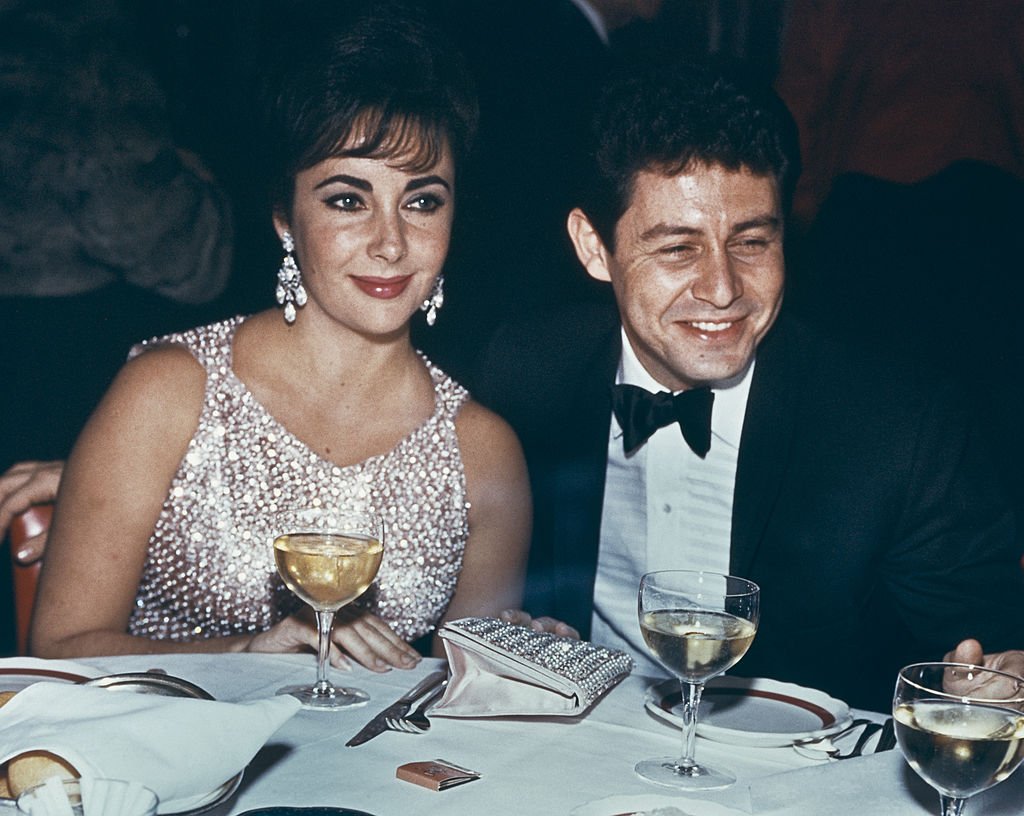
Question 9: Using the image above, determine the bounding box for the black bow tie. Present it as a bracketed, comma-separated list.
[611, 384, 715, 458]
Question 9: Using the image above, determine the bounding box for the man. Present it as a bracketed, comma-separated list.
[478, 64, 1024, 711]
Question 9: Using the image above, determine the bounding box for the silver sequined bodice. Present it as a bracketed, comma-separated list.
[126, 316, 471, 643]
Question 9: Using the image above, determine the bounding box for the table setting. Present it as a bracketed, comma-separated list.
[0, 565, 1021, 815]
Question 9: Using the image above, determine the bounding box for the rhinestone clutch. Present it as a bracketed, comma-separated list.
[432, 616, 633, 718]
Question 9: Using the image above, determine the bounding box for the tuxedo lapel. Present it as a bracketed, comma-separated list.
[545, 324, 620, 634]
[729, 317, 805, 576]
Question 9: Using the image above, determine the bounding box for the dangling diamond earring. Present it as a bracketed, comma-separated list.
[276, 230, 307, 324]
[420, 275, 444, 327]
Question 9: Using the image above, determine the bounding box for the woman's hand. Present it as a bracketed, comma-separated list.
[0, 460, 64, 563]
[331, 607, 422, 672]
[244, 607, 422, 672]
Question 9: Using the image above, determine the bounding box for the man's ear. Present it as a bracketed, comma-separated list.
[567, 208, 613, 282]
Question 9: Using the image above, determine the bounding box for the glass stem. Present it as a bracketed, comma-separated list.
[313, 608, 336, 696]
[676, 679, 704, 771]
[939, 795, 967, 816]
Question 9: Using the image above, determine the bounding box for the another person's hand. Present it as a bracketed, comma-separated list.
[500, 609, 580, 639]
[244, 607, 422, 673]
[0, 460, 64, 563]
[942, 639, 1024, 698]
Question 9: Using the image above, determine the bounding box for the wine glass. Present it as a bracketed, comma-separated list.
[272, 507, 384, 710]
[636, 570, 760, 790]
[893, 662, 1024, 816]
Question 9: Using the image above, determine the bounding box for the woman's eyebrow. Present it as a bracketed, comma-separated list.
[405, 175, 451, 192]
[314, 174, 371, 191]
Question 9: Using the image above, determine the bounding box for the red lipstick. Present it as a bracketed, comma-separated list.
[351, 275, 414, 299]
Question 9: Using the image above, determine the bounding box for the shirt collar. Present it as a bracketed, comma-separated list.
[617, 329, 754, 449]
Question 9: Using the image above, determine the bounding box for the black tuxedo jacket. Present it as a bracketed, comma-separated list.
[475, 303, 1023, 710]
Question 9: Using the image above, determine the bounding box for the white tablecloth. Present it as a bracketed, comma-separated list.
[4, 653, 1023, 815]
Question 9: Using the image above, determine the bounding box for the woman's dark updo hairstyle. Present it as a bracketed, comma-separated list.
[579, 60, 800, 250]
[261, 0, 478, 217]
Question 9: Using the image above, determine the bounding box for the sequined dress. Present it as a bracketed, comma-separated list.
[126, 316, 471, 643]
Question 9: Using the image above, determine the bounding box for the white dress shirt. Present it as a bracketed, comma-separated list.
[590, 330, 754, 675]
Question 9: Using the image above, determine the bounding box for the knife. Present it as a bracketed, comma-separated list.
[345, 669, 448, 747]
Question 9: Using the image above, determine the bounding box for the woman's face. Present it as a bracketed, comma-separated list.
[274, 144, 455, 338]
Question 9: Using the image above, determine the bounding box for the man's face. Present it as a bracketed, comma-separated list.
[570, 164, 785, 390]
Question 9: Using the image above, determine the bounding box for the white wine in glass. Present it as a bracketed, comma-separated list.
[894, 662, 1024, 816]
[273, 507, 384, 710]
[636, 570, 759, 790]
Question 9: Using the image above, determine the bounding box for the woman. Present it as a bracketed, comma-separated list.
[30, 2, 531, 671]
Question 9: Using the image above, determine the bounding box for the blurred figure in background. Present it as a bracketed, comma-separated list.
[0, 0, 234, 464]
[775, 1, 1024, 533]
[0, 0, 233, 653]
[775, 0, 1024, 230]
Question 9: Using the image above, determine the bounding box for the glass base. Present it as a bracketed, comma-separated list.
[634, 756, 736, 790]
[277, 683, 370, 710]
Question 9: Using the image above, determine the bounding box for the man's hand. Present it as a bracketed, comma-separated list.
[942, 639, 1024, 698]
[500, 609, 580, 639]
[0, 460, 64, 563]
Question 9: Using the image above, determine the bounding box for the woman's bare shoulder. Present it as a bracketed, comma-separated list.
[454, 398, 523, 457]
[119, 342, 205, 391]
[454, 398, 529, 506]
[99, 343, 208, 430]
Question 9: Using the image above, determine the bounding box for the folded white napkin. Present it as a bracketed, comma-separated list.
[0, 682, 300, 806]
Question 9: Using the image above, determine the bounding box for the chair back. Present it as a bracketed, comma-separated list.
[8, 504, 50, 655]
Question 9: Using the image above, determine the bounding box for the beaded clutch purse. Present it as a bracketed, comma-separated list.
[431, 616, 633, 718]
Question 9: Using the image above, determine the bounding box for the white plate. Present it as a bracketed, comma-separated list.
[0, 660, 100, 689]
[645, 676, 852, 747]
[571, 793, 748, 815]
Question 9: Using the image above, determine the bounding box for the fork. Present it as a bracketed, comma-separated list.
[793, 718, 884, 760]
[385, 680, 447, 733]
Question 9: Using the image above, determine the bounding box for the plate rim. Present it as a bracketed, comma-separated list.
[0, 667, 91, 684]
[235, 809, 377, 816]
[644, 675, 852, 746]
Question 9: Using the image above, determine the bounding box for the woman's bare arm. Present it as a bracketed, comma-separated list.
[30, 346, 220, 657]
[432, 400, 532, 655]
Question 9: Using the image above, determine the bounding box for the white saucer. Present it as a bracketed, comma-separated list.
[645, 676, 852, 748]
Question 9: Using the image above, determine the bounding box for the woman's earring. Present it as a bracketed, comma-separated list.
[420, 275, 444, 327]
[276, 231, 307, 324]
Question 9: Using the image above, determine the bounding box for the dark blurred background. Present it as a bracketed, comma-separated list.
[2, 0, 1022, 654]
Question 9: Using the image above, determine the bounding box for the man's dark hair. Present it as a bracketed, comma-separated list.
[260, 0, 478, 217]
[579, 62, 800, 248]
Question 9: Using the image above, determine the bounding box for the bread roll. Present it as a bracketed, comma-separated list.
[0, 692, 13, 799]
[7, 751, 79, 797]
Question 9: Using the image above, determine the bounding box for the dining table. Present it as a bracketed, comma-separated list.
[2, 651, 1022, 816]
